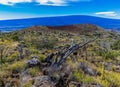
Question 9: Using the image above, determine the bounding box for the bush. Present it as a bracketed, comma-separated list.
[29, 67, 40, 77]
[9, 61, 27, 73]
[38, 54, 46, 62]
[0, 57, 7, 64]
[31, 38, 57, 49]
[7, 52, 19, 62]
[24, 81, 33, 87]
[74, 70, 94, 83]
[95, 48, 119, 60]
[11, 35, 19, 41]
[112, 40, 120, 50]
[106, 51, 119, 59]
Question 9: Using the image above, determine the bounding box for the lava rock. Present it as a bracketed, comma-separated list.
[33, 76, 54, 87]
[78, 62, 97, 76]
[27, 57, 40, 67]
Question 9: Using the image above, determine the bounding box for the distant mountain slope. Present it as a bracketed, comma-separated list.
[47, 24, 106, 34]
[0, 15, 120, 31]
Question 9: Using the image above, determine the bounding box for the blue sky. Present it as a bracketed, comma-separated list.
[0, 0, 120, 20]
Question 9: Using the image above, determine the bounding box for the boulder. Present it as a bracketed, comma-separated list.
[105, 62, 113, 71]
[113, 66, 120, 73]
[27, 57, 40, 67]
[77, 62, 96, 76]
[33, 76, 55, 87]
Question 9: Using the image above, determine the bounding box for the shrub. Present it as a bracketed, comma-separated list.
[74, 70, 94, 83]
[24, 81, 33, 87]
[105, 51, 119, 59]
[7, 52, 19, 62]
[112, 40, 120, 50]
[29, 67, 40, 77]
[9, 61, 27, 73]
[95, 48, 119, 60]
[31, 38, 57, 49]
[38, 54, 46, 62]
[11, 35, 19, 41]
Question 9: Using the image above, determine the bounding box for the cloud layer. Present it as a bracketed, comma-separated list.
[95, 11, 117, 17]
[0, 0, 90, 6]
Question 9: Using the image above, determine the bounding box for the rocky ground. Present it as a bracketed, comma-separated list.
[0, 24, 120, 87]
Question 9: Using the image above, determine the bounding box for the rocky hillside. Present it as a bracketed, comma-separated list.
[21, 24, 107, 35]
[0, 24, 120, 87]
[47, 24, 106, 33]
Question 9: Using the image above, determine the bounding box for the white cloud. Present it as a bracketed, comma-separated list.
[35, 0, 66, 6]
[0, 0, 91, 6]
[95, 11, 117, 17]
[0, 0, 32, 5]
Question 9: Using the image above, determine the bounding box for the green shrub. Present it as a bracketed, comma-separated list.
[31, 38, 57, 49]
[0, 57, 7, 64]
[95, 48, 119, 60]
[105, 51, 119, 59]
[29, 67, 40, 77]
[7, 52, 19, 62]
[112, 40, 120, 50]
[74, 70, 94, 83]
[24, 81, 33, 87]
[38, 54, 46, 62]
[11, 35, 19, 41]
[9, 61, 27, 73]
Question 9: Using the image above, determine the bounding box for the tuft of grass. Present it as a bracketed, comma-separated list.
[9, 60, 27, 73]
[23, 80, 33, 87]
[74, 70, 94, 84]
[7, 51, 19, 62]
[29, 67, 40, 77]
